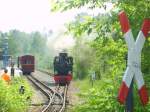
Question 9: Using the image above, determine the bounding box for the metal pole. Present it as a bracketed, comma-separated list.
[125, 54, 133, 112]
[125, 80, 133, 112]
[2, 35, 9, 68]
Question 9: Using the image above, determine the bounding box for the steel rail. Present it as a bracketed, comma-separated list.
[30, 74, 62, 98]
[59, 84, 68, 112]
[29, 72, 69, 112]
[26, 75, 51, 112]
[42, 85, 61, 112]
[29, 75, 63, 112]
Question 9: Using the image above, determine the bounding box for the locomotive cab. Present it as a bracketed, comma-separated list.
[53, 52, 73, 85]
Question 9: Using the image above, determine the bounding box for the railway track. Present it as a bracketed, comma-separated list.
[36, 69, 52, 76]
[27, 74, 68, 112]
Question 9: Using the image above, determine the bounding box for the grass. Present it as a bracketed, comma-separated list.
[75, 78, 101, 92]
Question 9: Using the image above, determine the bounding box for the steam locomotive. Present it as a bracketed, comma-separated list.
[53, 52, 73, 85]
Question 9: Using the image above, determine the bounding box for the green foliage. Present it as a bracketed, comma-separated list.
[72, 82, 124, 112]
[0, 30, 52, 70]
[70, 37, 130, 111]
[51, 0, 117, 12]
[72, 78, 150, 112]
[52, 0, 150, 111]
[117, 0, 150, 36]
[71, 37, 95, 79]
[0, 77, 32, 112]
[30, 32, 46, 54]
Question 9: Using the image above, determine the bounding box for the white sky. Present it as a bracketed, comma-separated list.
[0, 0, 78, 33]
[0, 0, 113, 33]
[0, 0, 113, 52]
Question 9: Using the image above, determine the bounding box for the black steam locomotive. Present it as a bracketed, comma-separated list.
[53, 52, 73, 85]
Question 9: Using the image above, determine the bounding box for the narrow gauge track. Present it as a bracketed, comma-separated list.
[27, 75, 68, 112]
[56, 84, 68, 112]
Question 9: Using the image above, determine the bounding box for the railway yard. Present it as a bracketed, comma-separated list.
[26, 70, 77, 112]
[0, 53, 76, 112]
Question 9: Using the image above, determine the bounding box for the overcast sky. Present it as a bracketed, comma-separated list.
[0, 0, 78, 33]
[0, 0, 113, 33]
[0, 0, 114, 52]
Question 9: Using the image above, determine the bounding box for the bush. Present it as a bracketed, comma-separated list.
[72, 76, 150, 112]
[0, 77, 32, 112]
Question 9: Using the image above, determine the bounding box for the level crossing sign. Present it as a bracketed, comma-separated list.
[117, 11, 150, 105]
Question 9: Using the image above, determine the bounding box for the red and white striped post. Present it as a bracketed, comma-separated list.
[117, 11, 150, 107]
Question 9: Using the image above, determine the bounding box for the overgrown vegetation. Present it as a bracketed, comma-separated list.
[51, 0, 150, 111]
[0, 77, 32, 112]
[71, 78, 150, 112]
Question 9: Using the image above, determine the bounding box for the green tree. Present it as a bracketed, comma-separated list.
[51, 0, 150, 111]
[0, 30, 52, 70]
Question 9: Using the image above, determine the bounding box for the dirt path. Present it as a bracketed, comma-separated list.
[67, 81, 80, 111]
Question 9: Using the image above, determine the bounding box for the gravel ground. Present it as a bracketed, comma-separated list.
[32, 71, 55, 87]
[67, 82, 80, 106]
